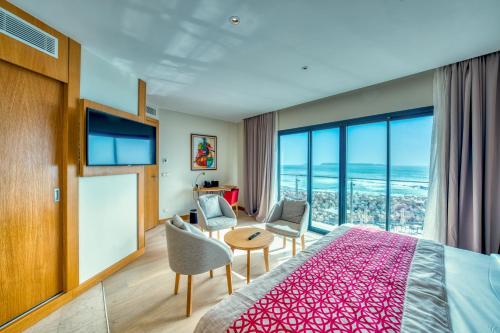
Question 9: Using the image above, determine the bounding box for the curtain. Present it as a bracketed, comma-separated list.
[424, 51, 500, 254]
[244, 112, 277, 222]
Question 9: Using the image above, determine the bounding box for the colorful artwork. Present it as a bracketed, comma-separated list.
[191, 134, 217, 170]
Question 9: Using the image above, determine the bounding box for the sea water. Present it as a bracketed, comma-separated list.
[280, 163, 429, 197]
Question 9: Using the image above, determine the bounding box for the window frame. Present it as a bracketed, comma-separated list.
[277, 106, 434, 235]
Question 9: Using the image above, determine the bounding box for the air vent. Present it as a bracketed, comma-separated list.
[0, 7, 58, 58]
[146, 106, 159, 120]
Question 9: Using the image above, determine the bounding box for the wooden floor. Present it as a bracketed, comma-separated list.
[103, 215, 320, 333]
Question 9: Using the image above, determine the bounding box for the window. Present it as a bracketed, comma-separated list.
[389, 117, 432, 235]
[278, 107, 433, 236]
[279, 132, 308, 201]
[311, 128, 340, 232]
[346, 121, 387, 229]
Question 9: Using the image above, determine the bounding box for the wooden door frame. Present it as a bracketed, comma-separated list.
[0, 1, 147, 331]
[0, 0, 81, 327]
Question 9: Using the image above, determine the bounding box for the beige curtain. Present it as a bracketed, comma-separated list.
[243, 112, 277, 222]
[424, 51, 500, 254]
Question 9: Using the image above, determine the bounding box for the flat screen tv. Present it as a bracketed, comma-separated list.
[86, 108, 156, 166]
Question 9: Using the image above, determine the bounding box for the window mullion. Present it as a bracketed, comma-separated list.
[386, 118, 391, 231]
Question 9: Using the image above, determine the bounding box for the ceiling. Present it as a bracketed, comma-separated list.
[10, 0, 500, 122]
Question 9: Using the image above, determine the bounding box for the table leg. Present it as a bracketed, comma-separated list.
[246, 250, 251, 284]
[263, 247, 270, 272]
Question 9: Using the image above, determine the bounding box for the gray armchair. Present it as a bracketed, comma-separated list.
[197, 194, 237, 238]
[165, 215, 233, 317]
[265, 199, 310, 256]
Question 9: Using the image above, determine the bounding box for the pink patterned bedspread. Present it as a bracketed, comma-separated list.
[227, 228, 418, 333]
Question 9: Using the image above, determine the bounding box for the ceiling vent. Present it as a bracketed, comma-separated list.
[0, 7, 58, 58]
[146, 106, 159, 120]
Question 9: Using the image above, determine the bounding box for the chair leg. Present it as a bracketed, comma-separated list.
[301, 234, 305, 251]
[292, 238, 296, 256]
[225, 264, 233, 295]
[186, 275, 193, 317]
[217, 230, 220, 240]
[174, 273, 180, 295]
[209, 231, 212, 238]
[209, 270, 213, 278]
[283, 236, 286, 248]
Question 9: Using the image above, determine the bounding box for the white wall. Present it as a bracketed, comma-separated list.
[79, 47, 139, 283]
[79, 175, 138, 282]
[278, 71, 433, 130]
[158, 109, 240, 218]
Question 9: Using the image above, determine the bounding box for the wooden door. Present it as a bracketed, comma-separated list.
[144, 165, 159, 231]
[0, 60, 63, 325]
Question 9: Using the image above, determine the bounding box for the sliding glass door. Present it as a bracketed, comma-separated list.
[311, 128, 340, 232]
[279, 132, 308, 201]
[346, 122, 387, 230]
[277, 107, 433, 236]
[389, 117, 433, 235]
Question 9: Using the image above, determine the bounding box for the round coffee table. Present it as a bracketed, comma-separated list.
[224, 227, 274, 284]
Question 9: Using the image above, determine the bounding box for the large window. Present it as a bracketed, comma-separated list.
[279, 132, 308, 201]
[346, 121, 387, 229]
[311, 128, 340, 232]
[278, 108, 433, 235]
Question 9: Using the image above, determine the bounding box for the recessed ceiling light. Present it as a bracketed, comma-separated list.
[302, 65, 309, 70]
[229, 16, 240, 25]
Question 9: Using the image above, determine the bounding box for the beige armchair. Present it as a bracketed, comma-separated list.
[265, 199, 310, 256]
[165, 215, 233, 317]
[197, 194, 237, 238]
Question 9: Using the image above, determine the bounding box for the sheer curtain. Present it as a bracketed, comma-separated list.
[424, 51, 500, 254]
[243, 112, 277, 222]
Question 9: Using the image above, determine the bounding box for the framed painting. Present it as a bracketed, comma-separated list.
[191, 134, 217, 170]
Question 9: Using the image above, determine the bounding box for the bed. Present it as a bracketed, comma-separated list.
[194, 225, 500, 333]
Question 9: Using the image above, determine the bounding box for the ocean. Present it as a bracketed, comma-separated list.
[280, 163, 429, 196]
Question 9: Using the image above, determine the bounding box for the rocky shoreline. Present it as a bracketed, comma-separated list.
[281, 188, 426, 235]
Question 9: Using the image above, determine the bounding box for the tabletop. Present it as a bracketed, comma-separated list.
[224, 227, 274, 251]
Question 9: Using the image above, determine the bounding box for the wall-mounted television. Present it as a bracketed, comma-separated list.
[86, 108, 156, 166]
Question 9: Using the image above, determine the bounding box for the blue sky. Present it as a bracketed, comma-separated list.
[280, 116, 433, 167]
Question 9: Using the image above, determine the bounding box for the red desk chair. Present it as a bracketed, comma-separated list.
[223, 188, 240, 216]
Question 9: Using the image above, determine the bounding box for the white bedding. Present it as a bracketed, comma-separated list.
[445, 247, 500, 332]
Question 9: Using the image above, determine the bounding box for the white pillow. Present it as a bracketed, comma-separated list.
[199, 195, 223, 219]
[171, 215, 186, 230]
[281, 199, 306, 224]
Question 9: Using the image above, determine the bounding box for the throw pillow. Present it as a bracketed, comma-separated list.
[281, 199, 306, 224]
[199, 195, 223, 219]
[172, 215, 187, 230]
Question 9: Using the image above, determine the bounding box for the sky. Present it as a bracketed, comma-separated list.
[280, 115, 433, 167]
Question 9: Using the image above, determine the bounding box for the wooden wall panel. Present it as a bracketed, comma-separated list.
[0, 59, 64, 325]
[62, 39, 81, 291]
[0, 0, 69, 83]
[138, 79, 146, 121]
[144, 165, 159, 231]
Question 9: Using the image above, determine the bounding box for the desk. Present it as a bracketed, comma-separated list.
[193, 186, 232, 193]
[193, 185, 236, 199]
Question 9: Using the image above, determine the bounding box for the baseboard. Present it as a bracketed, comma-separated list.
[0, 248, 145, 333]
